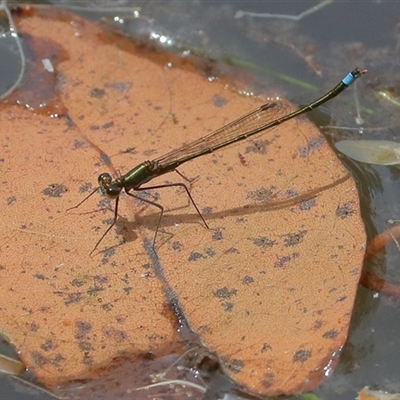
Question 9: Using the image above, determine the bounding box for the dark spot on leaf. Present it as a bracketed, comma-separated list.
[71, 278, 84, 287]
[104, 81, 131, 92]
[198, 325, 211, 334]
[350, 267, 360, 276]
[202, 206, 213, 214]
[223, 358, 244, 373]
[78, 182, 93, 193]
[222, 302, 234, 312]
[212, 228, 223, 240]
[31, 351, 47, 366]
[65, 292, 81, 305]
[336, 202, 355, 219]
[89, 87, 105, 98]
[123, 286, 133, 295]
[336, 295, 347, 302]
[188, 252, 203, 261]
[242, 275, 254, 285]
[100, 152, 111, 165]
[116, 330, 129, 341]
[245, 139, 270, 155]
[29, 322, 39, 332]
[284, 188, 297, 198]
[248, 236, 276, 248]
[103, 327, 129, 341]
[238, 152, 247, 166]
[323, 329, 339, 339]
[212, 95, 227, 108]
[147, 333, 166, 342]
[7, 196, 16, 205]
[225, 247, 239, 254]
[90, 124, 100, 131]
[82, 353, 94, 365]
[101, 303, 114, 312]
[246, 186, 276, 202]
[309, 137, 325, 150]
[261, 343, 272, 353]
[283, 230, 307, 247]
[171, 241, 183, 251]
[102, 121, 114, 129]
[42, 183, 68, 198]
[298, 145, 308, 157]
[299, 198, 316, 211]
[51, 354, 65, 366]
[87, 285, 103, 297]
[94, 275, 108, 284]
[171, 113, 178, 123]
[121, 274, 130, 285]
[34, 273, 46, 280]
[314, 320, 323, 329]
[102, 247, 116, 260]
[293, 349, 312, 363]
[120, 147, 136, 155]
[213, 286, 237, 299]
[40, 340, 55, 351]
[274, 255, 292, 268]
[262, 372, 275, 388]
[206, 247, 216, 257]
[79, 342, 93, 351]
[75, 320, 92, 340]
[72, 139, 85, 150]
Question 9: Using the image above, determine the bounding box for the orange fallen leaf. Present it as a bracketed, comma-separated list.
[0, 6, 366, 397]
[358, 386, 400, 400]
[359, 224, 400, 299]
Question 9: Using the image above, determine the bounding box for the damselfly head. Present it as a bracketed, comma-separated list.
[98, 173, 121, 199]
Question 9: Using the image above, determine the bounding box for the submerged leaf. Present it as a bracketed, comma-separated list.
[377, 89, 400, 108]
[336, 140, 400, 165]
[0, 354, 25, 376]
